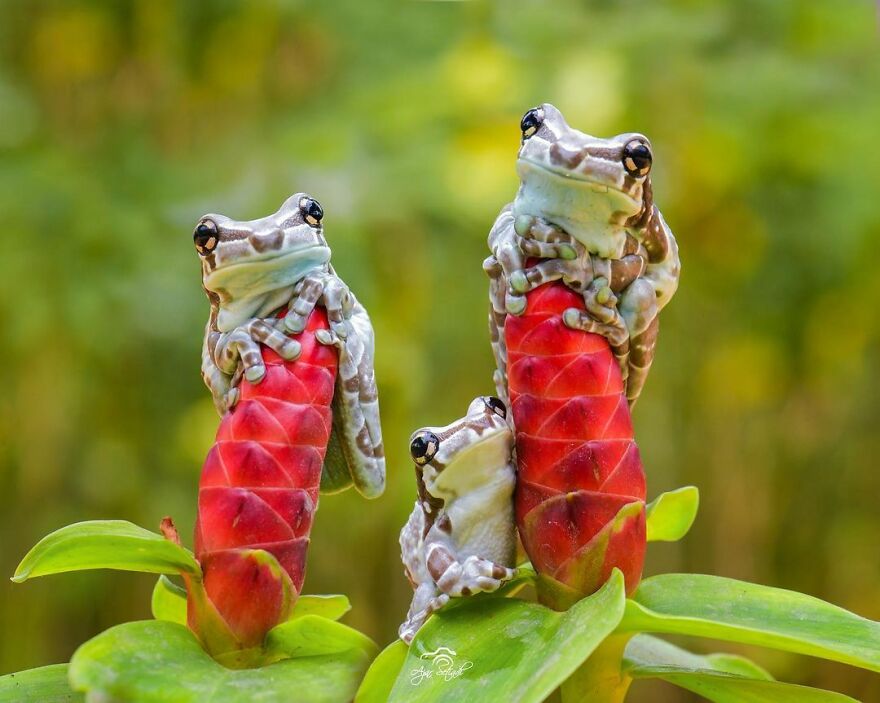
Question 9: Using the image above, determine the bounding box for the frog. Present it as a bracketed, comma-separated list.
[193, 192, 385, 497]
[484, 103, 681, 405]
[398, 396, 517, 643]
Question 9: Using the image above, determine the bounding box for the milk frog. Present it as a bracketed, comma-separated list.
[485, 103, 681, 404]
[398, 396, 517, 643]
[194, 192, 384, 497]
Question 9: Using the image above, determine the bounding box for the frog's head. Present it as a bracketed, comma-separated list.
[409, 396, 512, 506]
[513, 103, 654, 259]
[193, 193, 332, 332]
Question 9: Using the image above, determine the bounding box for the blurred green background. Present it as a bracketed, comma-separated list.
[1, 1, 879, 700]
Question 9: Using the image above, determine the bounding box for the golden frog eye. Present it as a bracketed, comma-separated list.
[483, 396, 507, 419]
[193, 220, 219, 256]
[520, 107, 544, 139]
[622, 140, 652, 177]
[299, 196, 324, 227]
[410, 431, 439, 466]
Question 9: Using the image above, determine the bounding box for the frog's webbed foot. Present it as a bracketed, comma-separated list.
[504, 216, 595, 300]
[282, 270, 354, 340]
[562, 277, 631, 384]
[427, 545, 515, 598]
[315, 301, 385, 498]
[215, 319, 302, 384]
[399, 584, 449, 644]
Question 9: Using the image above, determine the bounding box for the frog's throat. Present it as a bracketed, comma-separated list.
[206, 244, 332, 333]
[429, 427, 512, 500]
[514, 159, 640, 260]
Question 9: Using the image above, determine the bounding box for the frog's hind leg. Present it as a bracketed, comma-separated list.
[617, 277, 660, 405]
[318, 299, 385, 498]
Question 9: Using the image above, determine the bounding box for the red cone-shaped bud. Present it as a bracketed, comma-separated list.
[506, 283, 646, 610]
[189, 309, 337, 653]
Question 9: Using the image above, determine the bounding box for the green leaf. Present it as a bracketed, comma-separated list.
[265, 615, 378, 660]
[0, 664, 83, 702]
[355, 640, 409, 703]
[625, 634, 772, 680]
[646, 486, 699, 542]
[12, 521, 200, 583]
[625, 634, 856, 702]
[289, 594, 351, 622]
[387, 569, 626, 703]
[152, 575, 187, 625]
[69, 620, 370, 703]
[622, 574, 880, 671]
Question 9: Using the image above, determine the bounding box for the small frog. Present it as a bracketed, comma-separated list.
[194, 193, 384, 497]
[398, 396, 517, 643]
[485, 103, 681, 404]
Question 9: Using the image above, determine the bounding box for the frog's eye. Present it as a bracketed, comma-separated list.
[520, 107, 544, 139]
[483, 396, 507, 419]
[193, 220, 219, 256]
[299, 197, 324, 227]
[622, 140, 652, 177]
[410, 431, 440, 466]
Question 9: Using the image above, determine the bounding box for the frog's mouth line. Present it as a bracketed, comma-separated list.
[517, 157, 640, 208]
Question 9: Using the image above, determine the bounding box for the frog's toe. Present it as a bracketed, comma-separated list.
[283, 315, 308, 334]
[277, 339, 301, 360]
[505, 294, 526, 315]
[509, 270, 528, 293]
[244, 363, 266, 383]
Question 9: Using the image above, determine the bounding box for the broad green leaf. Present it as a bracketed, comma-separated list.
[0, 663, 83, 702]
[387, 569, 626, 703]
[13, 521, 200, 582]
[152, 575, 187, 625]
[289, 594, 351, 621]
[625, 635, 858, 701]
[622, 574, 880, 671]
[265, 615, 378, 660]
[646, 486, 699, 542]
[356, 640, 408, 703]
[625, 634, 772, 680]
[69, 620, 369, 703]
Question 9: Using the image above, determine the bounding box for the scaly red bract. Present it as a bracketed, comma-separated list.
[505, 282, 646, 609]
[190, 308, 337, 649]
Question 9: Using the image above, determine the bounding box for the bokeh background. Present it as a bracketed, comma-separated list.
[1, 1, 879, 700]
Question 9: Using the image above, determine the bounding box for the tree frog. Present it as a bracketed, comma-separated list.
[398, 396, 517, 643]
[193, 192, 384, 497]
[485, 103, 681, 404]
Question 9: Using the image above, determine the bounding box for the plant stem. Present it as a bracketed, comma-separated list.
[560, 633, 633, 703]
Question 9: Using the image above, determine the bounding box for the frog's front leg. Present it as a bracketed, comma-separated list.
[315, 298, 385, 498]
[399, 583, 449, 644]
[426, 542, 515, 597]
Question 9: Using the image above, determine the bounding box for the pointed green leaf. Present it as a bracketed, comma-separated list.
[12, 521, 200, 583]
[646, 487, 699, 542]
[289, 594, 351, 622]
[356, 640, 409, 703]
[152, 575, 187, 625]
[625, 634, 772, 680]
[265, 615, 378, 660]
[69, 620, 369, 703]
[387, 570, 626, 703]
[0, 664, 83, 702]
[622, 574, 880, 671]
[625, 635, 856, 702]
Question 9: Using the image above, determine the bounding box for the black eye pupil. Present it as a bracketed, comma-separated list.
[300, 197, 323, 226]
[520, 108, 543, 138]
[410, 432, 439, 465]
[623, 142, 652, 176]
[484, 396, 507, 418]
[193, 221, 218, 255]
